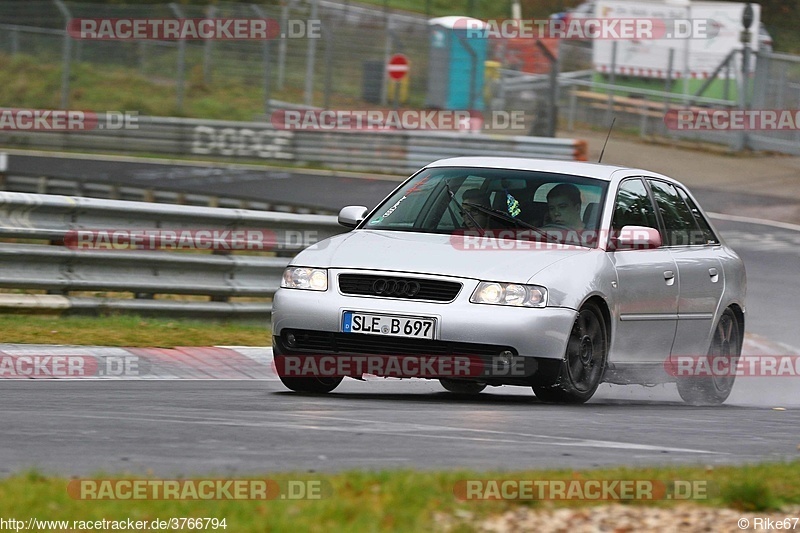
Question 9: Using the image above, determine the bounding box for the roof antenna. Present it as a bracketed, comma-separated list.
[598, 117, 616, 164]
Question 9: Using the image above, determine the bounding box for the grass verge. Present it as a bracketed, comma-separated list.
[1, 462, 798, 532]
[0, 314, 270, 347]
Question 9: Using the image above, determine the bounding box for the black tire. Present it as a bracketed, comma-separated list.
[532, 302, 608, 403]
[273, 350, 343, 393]
[676, 308, 741, 406]
[277, 374, 343, 393]
[439, 378, 487, 395]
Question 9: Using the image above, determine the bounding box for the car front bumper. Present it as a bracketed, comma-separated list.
[272, 271, 577, 362]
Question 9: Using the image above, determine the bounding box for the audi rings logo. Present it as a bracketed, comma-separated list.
[372, 278, 421, 298]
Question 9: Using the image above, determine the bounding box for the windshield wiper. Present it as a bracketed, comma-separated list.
[443, 180, 482, 231]
[461, 202, 559, 243]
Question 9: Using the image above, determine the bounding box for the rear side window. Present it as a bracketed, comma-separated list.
[675, 186, 719, 244]
[647, 180, 705, 246]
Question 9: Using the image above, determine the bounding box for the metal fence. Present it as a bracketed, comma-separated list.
[0, 114, 590, 173]
[0, 0, 432, 115]
[0, 190, 344, 318]
[2, 1, 797, 155]
[549, 47, 800, 155]
[749, 52, 800, 155]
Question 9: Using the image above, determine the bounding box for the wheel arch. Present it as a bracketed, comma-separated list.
[581, 294, 612, 343]
[726, 302, 745, 350]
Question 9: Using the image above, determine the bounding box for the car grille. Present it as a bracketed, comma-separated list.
[338, 274, 461, 302]
[279, 329, 515, 357]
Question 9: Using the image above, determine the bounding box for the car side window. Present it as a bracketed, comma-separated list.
[611, 178, 658, 232]
[647, 180, 704, 246]
[675, 186, 719, 244]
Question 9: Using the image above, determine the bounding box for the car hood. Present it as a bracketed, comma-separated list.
[293, 230, 590, 282]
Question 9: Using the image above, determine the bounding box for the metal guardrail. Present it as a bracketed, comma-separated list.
[0, 171, 332, 214]
[0, 191, 345, 319]
[0, 114, 589, 174]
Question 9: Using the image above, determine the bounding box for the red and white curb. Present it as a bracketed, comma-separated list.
[0, 344, 278, 380]
[0, 334, 796, 380]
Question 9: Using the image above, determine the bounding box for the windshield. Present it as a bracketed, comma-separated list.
[362, 167, 608, 248]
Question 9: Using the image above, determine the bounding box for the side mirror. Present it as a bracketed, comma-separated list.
[338, 205, 369, 229]
[615, 225, 662, 250]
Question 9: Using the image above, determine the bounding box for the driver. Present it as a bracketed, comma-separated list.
[545, 183, 584, 231]
[461, 189, 491, 230]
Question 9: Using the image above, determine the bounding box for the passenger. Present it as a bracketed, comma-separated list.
[545, 183, 585, 231]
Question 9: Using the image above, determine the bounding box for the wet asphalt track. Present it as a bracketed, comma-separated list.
[0, 379, 798, 476]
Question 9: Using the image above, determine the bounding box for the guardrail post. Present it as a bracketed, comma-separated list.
[323, 22, 333, 109]
[0, 153, 6, 190]
[252, 5, 273, 117]
[304, 0, 319, 107]
[10, 26, 19, 56]
[53, 0, 72, 109]
[203, 5, 216, 85]
[278, 0, 296, 90]
[606, 42, 618, 125]
[381, 15, 393, 106]
[568, 85, 576, 131]
[664, 48, 675, 139]
[639, 101, 647, 138]
[169, 3, 186, 112]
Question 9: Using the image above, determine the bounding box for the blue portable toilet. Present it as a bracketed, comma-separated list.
[426, 16, 487, 111]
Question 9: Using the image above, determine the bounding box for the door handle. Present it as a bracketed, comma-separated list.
[663, 270, 675, 280]
[709, 267, 719, 282]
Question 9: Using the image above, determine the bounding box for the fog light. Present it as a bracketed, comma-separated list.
[495, 350, 514, 369]
[286, 333, 297, 347]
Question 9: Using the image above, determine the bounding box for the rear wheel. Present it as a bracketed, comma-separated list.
[439, 379, 486, 395]
[676, 308, 741, 405]
[532, 302, 608, 403]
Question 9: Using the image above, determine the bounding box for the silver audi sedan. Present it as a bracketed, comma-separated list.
[272, 157, 746, 404]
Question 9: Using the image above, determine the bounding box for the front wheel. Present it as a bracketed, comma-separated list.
[277, 374, 343, 393]
[676, 308, 741, 405]
[273, 351, 343, 393]
[532, 302, 608, 403]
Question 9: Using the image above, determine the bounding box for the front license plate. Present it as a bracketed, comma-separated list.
[342, 312, 436, 340]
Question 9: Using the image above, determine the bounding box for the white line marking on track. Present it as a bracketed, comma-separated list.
[708, 212, 800, 232]
[45, 411, 724, 454]
[278, 412, 726, 455]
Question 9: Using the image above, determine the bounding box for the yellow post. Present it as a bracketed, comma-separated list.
[484, 60, 501, 104]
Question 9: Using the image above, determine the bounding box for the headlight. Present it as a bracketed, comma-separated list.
[281, 267, 328, 291]
[470, 282, 547, 308]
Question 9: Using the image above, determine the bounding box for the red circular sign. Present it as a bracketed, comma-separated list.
[387, 54, 410, 80]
